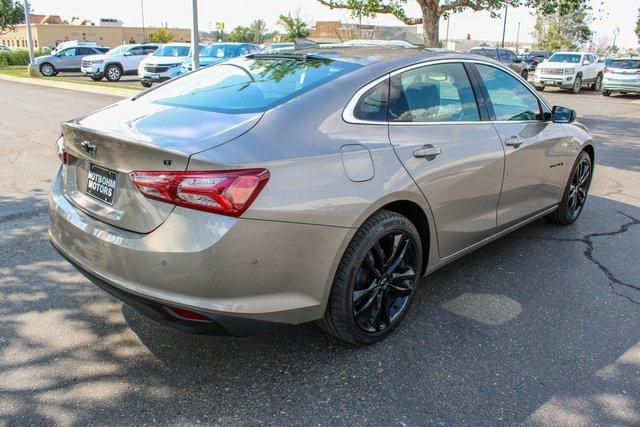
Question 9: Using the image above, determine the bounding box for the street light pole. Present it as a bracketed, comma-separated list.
[501, 5, 508, 48]
[22, 0, 35, 67]
[515, 21, 521, 52]
[191, 0, 200, 70]
[140, 0, 146, 42]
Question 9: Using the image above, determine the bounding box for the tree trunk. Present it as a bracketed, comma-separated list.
[420, 4, 440, 48]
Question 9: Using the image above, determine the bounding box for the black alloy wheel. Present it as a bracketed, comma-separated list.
[318, 210, 423, 345]
[352, 230, 418, 333]
[545, 151, 592, 225]
[567, 156, 591, 221]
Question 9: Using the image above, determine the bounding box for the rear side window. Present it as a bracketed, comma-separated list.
[389, 62, 479, 122]
[476, 64, 541, 121]
[142, 56, 362, 113]
[471, 49, 497, 60]
[353, 79, 389, 122]
[610, 59, 640, 69]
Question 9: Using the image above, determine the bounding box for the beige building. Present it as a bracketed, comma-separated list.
[1, 14, 191, 50]
[309, 21, 423, 45]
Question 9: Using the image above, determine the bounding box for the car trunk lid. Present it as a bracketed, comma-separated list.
[61, 99, 262, 233]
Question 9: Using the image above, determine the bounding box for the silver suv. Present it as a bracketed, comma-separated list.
[34, 46, 109, 76]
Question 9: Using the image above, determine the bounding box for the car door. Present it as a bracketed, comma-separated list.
[387, 61, 506, 258]
[57, 48, 77, 70]
[473, 63, 574, 228]
[123, 46, 145, 72]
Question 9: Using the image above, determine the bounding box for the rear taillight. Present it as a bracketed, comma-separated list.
[56, 135, 67, 164]
[129, 169, 269, 217]
[604, 67, 612, 73]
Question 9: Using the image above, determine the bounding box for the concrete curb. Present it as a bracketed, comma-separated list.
[0, 73, 139, 98]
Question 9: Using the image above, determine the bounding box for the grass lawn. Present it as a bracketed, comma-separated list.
[0, 67, 140, 91]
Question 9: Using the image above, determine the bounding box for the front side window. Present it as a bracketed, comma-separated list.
[476, 64, 541, 121]
[353, 79, 389, 122]
[140, 55, 361, 113]
[389, 62, 480, 123]
[62, 48, 76, 57]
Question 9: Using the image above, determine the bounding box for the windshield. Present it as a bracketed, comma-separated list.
[549, 54, 581, 63]
[140, 55, 361, 113]
[201, 44, 239, 58]
[105, 45, 130, 56]
[470, 48, 497, 59]
[609, 59, 640, 69]
[154, 45, 190, 57]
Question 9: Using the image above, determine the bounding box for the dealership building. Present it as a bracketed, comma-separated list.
[1, 14, 191, 50]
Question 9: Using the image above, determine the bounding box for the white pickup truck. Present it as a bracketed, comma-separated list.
[534, 51, 604, 94]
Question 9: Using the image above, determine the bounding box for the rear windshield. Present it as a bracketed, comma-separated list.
[548, 54, 581, 63]
[470, 49, 497, 59]
[141, 55, 361, 113]
[610, 59, 640, 69]
[201, 44, 239, 58]
[154, 45, 190, 57]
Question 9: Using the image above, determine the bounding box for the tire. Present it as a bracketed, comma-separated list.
[140, 81, 152, 88]
[571, 75, 582, 94]
[105, 64, 122, 82]
[521, 69, 529, 80]
[545, 151, 592, 225]
[39, 63, 56, 77]
[318, 210, 423, 345]
[535, 85, 545, 92]
[590, 73, 603, 91]
[602, 90, 611, 97]
[90, 76, 102, 81]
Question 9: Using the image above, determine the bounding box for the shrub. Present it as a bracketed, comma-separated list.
[0, 49, 31, 66]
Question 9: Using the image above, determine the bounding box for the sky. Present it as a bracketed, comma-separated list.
[28, 0, 640, 48]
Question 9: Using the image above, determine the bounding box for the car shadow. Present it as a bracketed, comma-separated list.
[1, 193, 639, 424]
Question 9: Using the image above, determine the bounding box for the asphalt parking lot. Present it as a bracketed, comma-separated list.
[1, 80, 639, 425]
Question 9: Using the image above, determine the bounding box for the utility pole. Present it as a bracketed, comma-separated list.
[445, 15, 450, 49]
[140, 0, 146, 42]
[501, 5, 508, 48]
[515, 21, 521, 53]
[191, 0, 200, 69]
[612, 27, 620, 50]
[22, 0, 35, 68]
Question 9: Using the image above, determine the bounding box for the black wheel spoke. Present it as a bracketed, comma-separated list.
[380, 292, 391, 328]
[363, 252, 382, 279]
[387, 238, 410, 274]
[355, 288, 378, 317]
[369, 292, 383, 331]
[372, 241, 386, 269]
[353, 280, 379, 305]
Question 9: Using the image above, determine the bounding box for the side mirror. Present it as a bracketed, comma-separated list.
[582, 60, 590, 65]
[124, 51, 132, 56]
[515, 58, 522, 63]
[552, 106, 576, 124]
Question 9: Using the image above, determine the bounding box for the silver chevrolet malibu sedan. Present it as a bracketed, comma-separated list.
[49, 47, 594, 345]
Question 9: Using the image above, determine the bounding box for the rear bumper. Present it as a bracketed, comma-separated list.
[49, 167, 351, 328]
[602, 81, 640, 92]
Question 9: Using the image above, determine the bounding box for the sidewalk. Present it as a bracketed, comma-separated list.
[0, 72, 139, 98]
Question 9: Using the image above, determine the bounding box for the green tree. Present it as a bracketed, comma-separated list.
[278, 13, 310, 40]
[636, 7, 640, 45]
[0, 0, 24, 36]
[316, 0, 589, 47]
[228, 25, 256, 43]
[250, 19, 268, 44]
[534, 5, 592, 51]
[148, 28, 174, 43]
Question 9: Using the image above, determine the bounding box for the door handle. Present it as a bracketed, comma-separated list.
[413, 145, 442, 160]
[504, 136, 524, 148]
